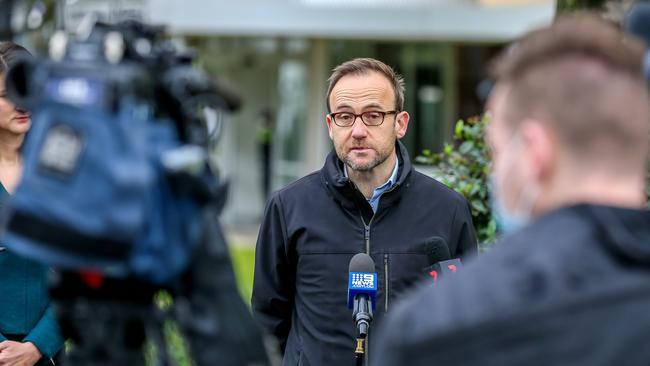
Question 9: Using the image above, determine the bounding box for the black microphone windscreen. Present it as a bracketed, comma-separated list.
[349, 253, 375, 273]
[424, 237, 451, 265]
[625, 2, 650, 45]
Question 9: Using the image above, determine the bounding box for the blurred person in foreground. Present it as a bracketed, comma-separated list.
[373, 14, 650, 366]
[0, 41, 63, 366]
[252, 58, 477, 366]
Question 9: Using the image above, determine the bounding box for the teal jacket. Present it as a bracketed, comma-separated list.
[0, 183, 63, 358]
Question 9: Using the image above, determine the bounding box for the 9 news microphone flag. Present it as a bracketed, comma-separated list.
[347, 253, 377, 363]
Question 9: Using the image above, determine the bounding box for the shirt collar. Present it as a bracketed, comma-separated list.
[343, 153, 400, 188]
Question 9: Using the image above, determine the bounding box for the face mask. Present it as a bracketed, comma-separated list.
[489, 133, 540, 234]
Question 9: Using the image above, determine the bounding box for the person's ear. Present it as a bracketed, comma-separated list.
[520, 119, 556, 183]
[394, 111, 410, 139]
[326, 114, 334, 140]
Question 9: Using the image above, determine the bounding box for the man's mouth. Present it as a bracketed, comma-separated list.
[350, 147, 371, 152]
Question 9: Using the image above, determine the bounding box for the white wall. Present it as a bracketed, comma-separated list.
[149, 0, 555, 42]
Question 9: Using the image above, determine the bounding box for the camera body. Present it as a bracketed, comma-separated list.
[4, 21, 222, 284]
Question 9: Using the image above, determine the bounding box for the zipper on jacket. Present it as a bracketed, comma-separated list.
[359, 213, 374, 254]
[364, 225, 370, 254]
[384, 253, 389, 312]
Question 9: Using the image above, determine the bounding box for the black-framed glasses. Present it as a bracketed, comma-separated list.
[329, 110, 398, 127]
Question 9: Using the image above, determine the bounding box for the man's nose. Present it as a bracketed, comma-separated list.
[351, 116, 368, 139]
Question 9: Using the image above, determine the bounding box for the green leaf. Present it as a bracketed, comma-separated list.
[414, 156, 429, 164]
[454, 120, 465, 139]
[471, 199, 487, 214]
[486, 218, 497, 241]
[459, 141, 474, 154]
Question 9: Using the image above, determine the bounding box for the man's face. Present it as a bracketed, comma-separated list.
[326, 72, 409, 172]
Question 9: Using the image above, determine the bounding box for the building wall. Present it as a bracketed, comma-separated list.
[195, 37, 330, 225]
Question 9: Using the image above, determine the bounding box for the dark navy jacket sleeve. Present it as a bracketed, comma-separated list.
[251, 194, 295, 352]
[24, 303, 64, 358]
[450, 199, 478, 258]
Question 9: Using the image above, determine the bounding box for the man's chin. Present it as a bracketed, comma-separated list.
[345, 158, 377, 172]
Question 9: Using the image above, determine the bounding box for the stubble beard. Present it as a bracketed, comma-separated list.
[339, 144, 393, 173]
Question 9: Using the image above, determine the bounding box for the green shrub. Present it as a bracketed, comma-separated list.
[418, 114, 650, 248]
[416, 115, 496, 248]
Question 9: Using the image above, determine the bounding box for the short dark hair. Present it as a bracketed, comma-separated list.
[326, 58, 405, 113]
[490, 13, 650, 174]
[0, 41, 31, 75]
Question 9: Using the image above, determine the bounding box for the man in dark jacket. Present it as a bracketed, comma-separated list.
[373, 14, 650, 366]
[252, 58, 477, 366]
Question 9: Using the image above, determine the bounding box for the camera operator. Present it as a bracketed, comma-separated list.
[373, 14, 650, 366]
[0, 41, 62, 366]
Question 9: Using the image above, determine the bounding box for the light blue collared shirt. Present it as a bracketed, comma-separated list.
[344, 155, 400, 213]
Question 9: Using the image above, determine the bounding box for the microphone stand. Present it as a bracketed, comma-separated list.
[353, 294, 372, 366]
[354, 337, 365, 366]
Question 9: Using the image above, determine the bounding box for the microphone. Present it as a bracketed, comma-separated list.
[347, 253, 377, 340]
[625, 2, 650, 83]
[424, 237, 462, 282]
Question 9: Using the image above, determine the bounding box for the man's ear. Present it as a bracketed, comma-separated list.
[326, 114, 334, 140]
[520, 119, 556, 182]
[395, 111, 410, 139]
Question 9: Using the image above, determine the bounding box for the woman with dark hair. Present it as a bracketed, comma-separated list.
[0, 41, 63, 366]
